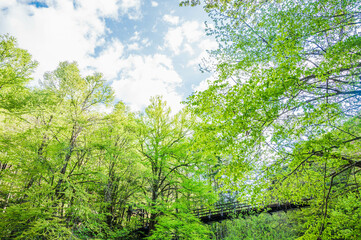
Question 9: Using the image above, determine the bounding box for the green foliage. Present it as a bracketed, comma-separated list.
[179, 0, 201, 7]
[0, 60, 118, 239]
[187, 0, 361, 239]
[325, 192, 361, 239]
[0, 34, 38, 112]
[289, 191, 361, 240]
[0, 40, 219, 239]
[136, 96, 217, 236]
[8, 5, 361, 234]
[210, 212, 297, 240]
[148, 212, 212, 240]
[0, 201, 75, 239]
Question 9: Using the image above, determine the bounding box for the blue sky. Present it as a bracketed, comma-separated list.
[0, 0, 217, 112]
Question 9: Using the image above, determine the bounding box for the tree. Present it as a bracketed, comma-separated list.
[187, 0, 361, 238]
[92, 101, 143, 229]
[0, 34, 38, 112]
[209, 212, 297, 240]
[136, 96, 216, 238]
[42, 61, 114, 200]
[0, 35, 221, 239]
[0, 61, 115, 239]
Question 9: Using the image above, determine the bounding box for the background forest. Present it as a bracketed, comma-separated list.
[1, 0, 361, 239]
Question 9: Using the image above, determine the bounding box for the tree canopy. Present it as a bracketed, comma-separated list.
[0, 34, 38, 112]
[1, 0, 361, 238]
[0, 42, 217, 239]
[187, 0, 361, 238]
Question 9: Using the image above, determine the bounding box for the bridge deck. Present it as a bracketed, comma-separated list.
[131, 200, 310, 237]
[193, 200, 309, 223]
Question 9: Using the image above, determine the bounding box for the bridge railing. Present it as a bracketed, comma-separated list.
[193, 201, 252, 219]
[192, 198, 311, 223]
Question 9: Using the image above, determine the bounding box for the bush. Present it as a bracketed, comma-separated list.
[209, 212, 297, 240]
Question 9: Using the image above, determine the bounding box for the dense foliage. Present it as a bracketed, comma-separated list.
[0, 36, 217, 239]
[209, 212, 297, 240]
[187, 0, 361, 239]
[1, 0, 361, 238]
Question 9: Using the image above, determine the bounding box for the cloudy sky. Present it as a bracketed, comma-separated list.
[0, 0, 217, 112]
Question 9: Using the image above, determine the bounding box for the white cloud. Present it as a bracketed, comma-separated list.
[112, 54, 183, 112]
[164, 27, 184, 55]
[187, 38, 218, 67]
[192, 75, 218, 93]
[130, 31, 141, 41]
[141, 38, 151, 47]
[75, 0, 121, 18]
[163, 14, 179, 25]
[0, 1, 103, 81]
[127, 33, 151, 51]
[118, 0, 142, 19]
[164, 20, 204, 55]
[184, 43, 194, 55]
[87, 38, 124, 79]
[198, 38, 218, 51]
[193, 78, 211, 92]
[181, 21, 203, 43]
[0, 0, 141, 82]
[0, 0, 214, 114]
[127, 42, 140, 51]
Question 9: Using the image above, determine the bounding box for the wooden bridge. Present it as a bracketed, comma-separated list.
[132, 200, 310, 225]
[132, 199, 310, 236]
[193, 200, 310, 223]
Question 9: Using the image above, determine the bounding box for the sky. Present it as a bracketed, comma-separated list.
[0, 0, 217, 113]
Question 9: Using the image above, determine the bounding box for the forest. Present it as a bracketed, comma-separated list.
[1, 0, 361, 239]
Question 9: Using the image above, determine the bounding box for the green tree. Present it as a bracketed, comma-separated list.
[92, 101, 143, 229]
[0, 61, 115, 239]
[0, 34, 38, 112]
[187, 0, 361, 239]
[209, 212, 297, 240]
[42, 61, 114, 200]
[136, 96, 216, 239]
